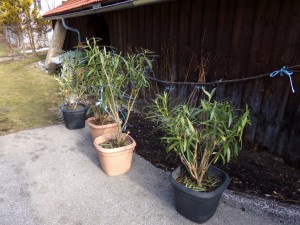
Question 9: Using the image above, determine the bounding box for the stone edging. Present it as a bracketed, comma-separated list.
[223, 190, 300, 225]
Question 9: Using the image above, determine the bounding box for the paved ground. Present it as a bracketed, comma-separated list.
[0, 47, 49, 63]
[0, 125, 299, 225]
[0, 56, 14, 63]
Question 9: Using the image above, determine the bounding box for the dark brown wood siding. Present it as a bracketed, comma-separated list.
[66, 0, 300, 163]
[63, 14, 110, 50]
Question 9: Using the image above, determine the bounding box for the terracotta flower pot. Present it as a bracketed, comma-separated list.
[93, 133, 136, 176]
[87, 117, 120, 140]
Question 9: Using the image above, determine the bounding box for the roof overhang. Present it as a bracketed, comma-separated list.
[43, 0, 174, 20]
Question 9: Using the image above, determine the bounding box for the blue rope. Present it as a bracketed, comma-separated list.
[95, 86, 114, 120]
[95, 86, 104, 106]
[165, 85, 175, 92]
[118, 108, 128, 131]
[194, 85, 202, 91]
[95, 86, 129, 124]
[270, 66, 295, 93]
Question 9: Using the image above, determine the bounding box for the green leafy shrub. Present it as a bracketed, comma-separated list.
[150, 88, 251, 191]
[55, 51, 86, 109]
[83, 39, 153, 145]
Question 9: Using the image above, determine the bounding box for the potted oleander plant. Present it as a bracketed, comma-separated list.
[56, 51, 88, 130]
[84, 40, 153, 176]
[150, 88, 250, 223]
[84, 40, 123, 140]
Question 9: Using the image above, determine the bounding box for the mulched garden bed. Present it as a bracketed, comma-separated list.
[128, 111, 300, 206]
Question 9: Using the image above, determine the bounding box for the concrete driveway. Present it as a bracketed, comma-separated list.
[0, 125, 299, 225]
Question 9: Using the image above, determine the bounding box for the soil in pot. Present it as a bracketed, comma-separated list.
[98, 137, 132, 148]
[94, 133, 136, 176]
[176, 170, 222, 192]
[62, 103, 88, 130]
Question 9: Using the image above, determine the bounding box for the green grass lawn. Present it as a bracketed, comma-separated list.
[0, 56, 61, 135]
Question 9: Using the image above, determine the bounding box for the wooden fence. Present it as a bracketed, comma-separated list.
[64, 0, 300, 164]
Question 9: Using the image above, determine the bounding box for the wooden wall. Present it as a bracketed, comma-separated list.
[63, 14, 110, 49]
[66, 0, 300, 164]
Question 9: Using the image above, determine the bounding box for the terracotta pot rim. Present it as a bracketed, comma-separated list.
[94, 133, 136, 154]
[87, 117, 121, 129]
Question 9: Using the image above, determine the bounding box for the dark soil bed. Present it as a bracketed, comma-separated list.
[128, 112, 300, 206]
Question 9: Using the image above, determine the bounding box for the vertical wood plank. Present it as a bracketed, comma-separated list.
[131, 8, 139, 48]
[169, 0, 180, 82]
[138, 7, 145, 48]
[159, 2, 170, 51]
[189, 0, 204, 55]
[229, 0, 257, 78]
[126, 8, 133, 50]
[176, 0, 192, 100]
[103, 13, 111, 45]
[245, 0, 281, 142]
[177, 0, 191, 80]
[201, 0, 219, 61]
[274, 0, 300, 157]
[117, 11, 124, 51]
[120, 10, 127, 51]
[261, 0, 294, 153]
[145, 6, 154, 50]
[113, 11, 118, 47]
[214, 0, 236, 102]
[214, 0, 236, 81]
[108, 12, 113, 46]
[287, 100, 300, 163]
[152, 4, 161, 55]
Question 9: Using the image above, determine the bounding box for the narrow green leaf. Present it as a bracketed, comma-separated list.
[228, 112, 232, 128]
[226, 146, 231, 163]
[202, 88, 211, 99]
[201, 100, 208, 111]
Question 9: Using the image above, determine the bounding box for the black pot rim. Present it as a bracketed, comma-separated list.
[61, 103, 88, 113]
[170, 165, 230, 199]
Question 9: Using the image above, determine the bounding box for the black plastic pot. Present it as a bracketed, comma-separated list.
[170, 165, 230, 224]
[61, 103, 88, 130]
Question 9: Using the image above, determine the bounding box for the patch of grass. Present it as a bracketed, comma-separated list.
[0, 35, 20, 57]
[0, 57, 61, 135]
[0, 43, 9, 57]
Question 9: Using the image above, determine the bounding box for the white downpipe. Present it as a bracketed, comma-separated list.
[61, 18, 81, 43]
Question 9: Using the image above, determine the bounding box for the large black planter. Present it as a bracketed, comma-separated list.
[61, 103, 88, 130]
[170, 165, 230, 224]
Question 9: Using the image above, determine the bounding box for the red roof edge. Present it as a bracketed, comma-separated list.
[43, 0, 102, 17]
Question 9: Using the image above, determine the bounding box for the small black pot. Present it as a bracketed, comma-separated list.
[61, 103, 88, 130]
[170, 165, 230, 224]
